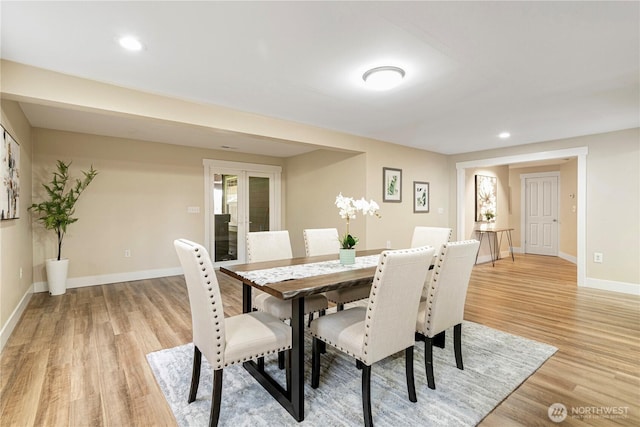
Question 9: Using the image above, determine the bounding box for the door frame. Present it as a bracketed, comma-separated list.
[456, 146, 588, 286]
[520, 171, 560, 256]
[203, 159, 282, 265]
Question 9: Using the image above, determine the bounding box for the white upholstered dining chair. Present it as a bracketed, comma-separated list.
[415, 239, 480, 390]
[303, 228, 371, 311]
[310, 246, 435, 427]
[247, 230, 328, 320]
[247, 230, 328, 369]
[410, 226, 452, 299]
[174, 239, 292, 427]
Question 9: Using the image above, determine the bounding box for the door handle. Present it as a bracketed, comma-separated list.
[553, 219, 557, 222]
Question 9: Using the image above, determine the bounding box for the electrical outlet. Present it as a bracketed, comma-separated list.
[124, 249, 131, 258]
[19, 267, 23, 279]
[386, 240, 392, 249]
[593, 252, 603, 263]
[187, 206, 200, 214]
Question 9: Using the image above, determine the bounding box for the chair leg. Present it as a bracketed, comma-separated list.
[362, 364, 373, 427]
[307, 312, 314, 328]
[257, 356, 265, 371]
[405, 346, 417, 403]
[337, 303, 345, 311]
[278, 351, 285, 370]
[311, 337, 321, 388]
[188, 345, 202, 403]
[433, 330, 446, 348]
[425, 337, 435, 389]
[209, 369, 223, 427]
[454, 323, 464, 370]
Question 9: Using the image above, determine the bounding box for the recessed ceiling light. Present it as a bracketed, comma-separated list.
[362, 66, 405, 91]
[119, 36, 143, 51]
[498, 132, 511, 139]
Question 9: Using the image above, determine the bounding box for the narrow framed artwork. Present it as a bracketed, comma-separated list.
[1, 124, 20, 220]
[383, 167, 402, 202]
[413, 181, 429, 213]
[475, 174, 497, 222]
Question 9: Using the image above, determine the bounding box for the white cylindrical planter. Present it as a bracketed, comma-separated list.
[46, 258, 69, 296]
[339, 248, 356, 266]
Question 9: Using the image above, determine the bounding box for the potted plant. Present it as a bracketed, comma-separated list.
[29, 160, 98, 295]
[335, 193, 381, 265]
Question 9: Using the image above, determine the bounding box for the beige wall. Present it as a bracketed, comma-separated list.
[363, 141, 450, 250]
[285, 150, 367, 257]
[559, 159, 578, 257]
[31, 129, 285, 283]
[1, 100, 33, 328]
[285, 142, 450, 257]
[450, 128, 640, 287]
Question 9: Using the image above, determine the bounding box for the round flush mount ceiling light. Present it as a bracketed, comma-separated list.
[118, 36, 143, 51]
[362, 66, 405, 90]
[498, 131, 511, 139]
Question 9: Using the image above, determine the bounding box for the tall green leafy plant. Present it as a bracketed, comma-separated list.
[29, 161, 98, 261]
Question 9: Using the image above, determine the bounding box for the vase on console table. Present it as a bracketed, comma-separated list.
[339, 248, 356, 266]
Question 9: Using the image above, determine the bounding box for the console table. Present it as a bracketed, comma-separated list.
[474, 226, 514, 266]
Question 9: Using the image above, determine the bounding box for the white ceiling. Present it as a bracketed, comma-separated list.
[1, 1, 638, 157]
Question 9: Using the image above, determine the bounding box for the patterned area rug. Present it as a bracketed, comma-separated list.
[147, 321, 556, 426]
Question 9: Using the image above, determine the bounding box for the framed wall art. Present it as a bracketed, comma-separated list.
[383, 167, 402, 202]
[475, 174, 497, 222]
[1, 124, 20, 220]
[413, 181, 429, 213]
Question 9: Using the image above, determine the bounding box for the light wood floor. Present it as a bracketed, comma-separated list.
[1, 254, 638, 426]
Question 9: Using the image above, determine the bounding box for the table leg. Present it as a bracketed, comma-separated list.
[475, 232, 484, 264]
[290, 297, 305, 421]
[506, 230, 515, 261]
[240, 287, 305, 421]
[242, 284, 252, 313]
[487, 232, 495, 267]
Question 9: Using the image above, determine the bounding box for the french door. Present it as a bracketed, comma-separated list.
[203, 160, 281, 266]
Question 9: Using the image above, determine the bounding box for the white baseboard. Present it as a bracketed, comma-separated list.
[33, 267, 183, 293]
[583, 278, 640, 296]
[559, 252, 577, 264]
[0, 287, 33, 353]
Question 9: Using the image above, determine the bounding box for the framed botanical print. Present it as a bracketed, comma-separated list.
[1, 125, 20, 220]
[383, 167, 402, 202]
[413, 181, 429, 213]
[475, 174, 497, 222]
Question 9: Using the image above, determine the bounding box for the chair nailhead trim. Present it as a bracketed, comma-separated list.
[222, 345, 293, 367]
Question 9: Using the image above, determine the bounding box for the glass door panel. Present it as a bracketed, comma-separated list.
[213, 174, 238, 262]
[248, 176, 270, 232]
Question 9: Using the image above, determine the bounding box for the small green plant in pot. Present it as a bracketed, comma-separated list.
[29, 160, 98, 295]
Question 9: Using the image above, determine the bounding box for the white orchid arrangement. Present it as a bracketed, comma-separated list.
[335, 193, 381, 249]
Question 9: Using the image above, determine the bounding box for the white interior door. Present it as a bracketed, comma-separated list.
[204, 160, 281, 266]
[523, 173, 559, 256]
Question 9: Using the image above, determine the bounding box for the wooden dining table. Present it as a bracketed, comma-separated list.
[219, 249, 384, 422]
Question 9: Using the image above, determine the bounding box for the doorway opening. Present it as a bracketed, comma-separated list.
[203, 159, 282, 267]
[456, 147, 587, 286]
